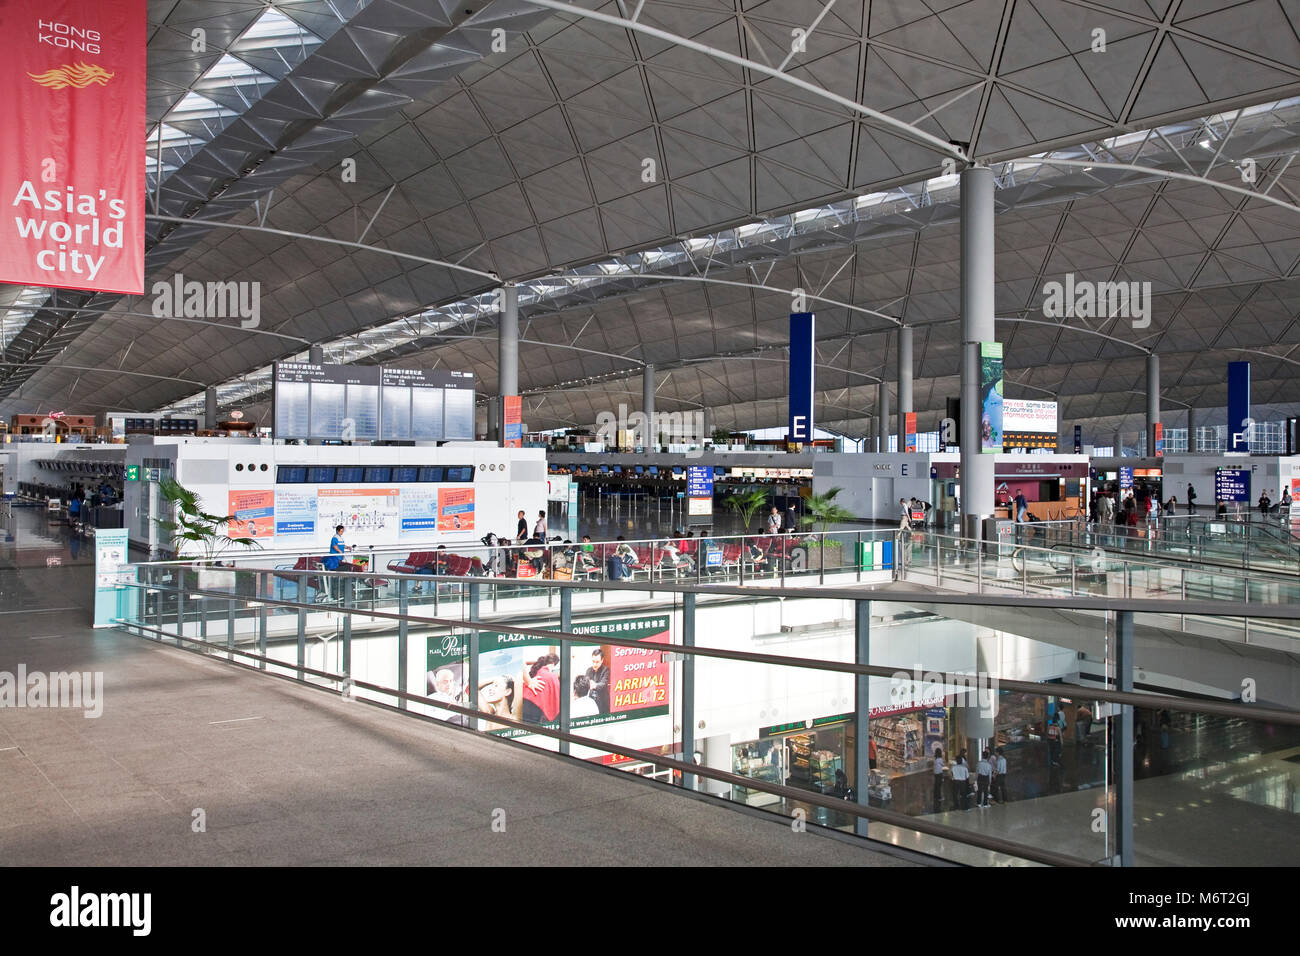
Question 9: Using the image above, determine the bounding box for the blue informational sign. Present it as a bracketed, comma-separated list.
[93, 528, 136, 628]
[1228, 361, 1251, 453]
[1074, 424, 1082, 453]
[686, 465, 714, 498]
[788, 312, 815, 441]
[1215, 469, 1251, 503]
[1119, 466, 1134, 490]
[706, 548, 723, 567]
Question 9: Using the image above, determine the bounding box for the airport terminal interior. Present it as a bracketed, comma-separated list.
[3, 0, 1300, 870]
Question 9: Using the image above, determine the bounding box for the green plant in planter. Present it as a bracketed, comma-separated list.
[155, 477, 259, 562]
[800, 487, 856, 535]
[723, 488, 769, 532]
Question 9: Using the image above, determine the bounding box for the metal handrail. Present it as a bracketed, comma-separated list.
[128, 575, 1300, 722]
[119, 614, 1089, 867]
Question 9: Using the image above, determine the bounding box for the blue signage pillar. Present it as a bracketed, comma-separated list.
[789, 312, 815, 442]
[1228, 361, 1251, 453]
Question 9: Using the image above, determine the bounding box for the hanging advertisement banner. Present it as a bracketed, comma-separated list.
[502, 395, 522, 448]
[788, 312, 815, 441]
[980, 342, 1003, 453]
[436, 487, 475, 532]
[227, 489, 274, 540]
[1154, 422, 1164, 458]
[1074, 425, 1082, 453]
[904, 412, 917, 452]
[0, 0, 146, 294]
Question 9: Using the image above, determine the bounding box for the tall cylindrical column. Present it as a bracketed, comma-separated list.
[959, 166, 995, 539]
[896, 326, 913, 453]
[1113, 430, 1122, 457]
[1146, 353, 1160, 456]
[876, 382, 890, 453]
[1186, 407, 1197, 453]
[497, 283, 518, 444]
[204, 387, 217, 430]
[642, 364, 656, 452]
[703, 406, 715, 445]
[309, 345, 324, 365]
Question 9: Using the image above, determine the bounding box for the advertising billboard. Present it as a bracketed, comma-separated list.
[426, 614, 671, 737]
[0, 0, 146, 294]
[227, 489, 274, 539]
[436, 487, 474, 532]
[980, 342, 1003, 453]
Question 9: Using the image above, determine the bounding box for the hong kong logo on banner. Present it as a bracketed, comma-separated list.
[0, 1, 145, 295]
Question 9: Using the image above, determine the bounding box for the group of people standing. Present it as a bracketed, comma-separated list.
[932, 746, 1008, 812]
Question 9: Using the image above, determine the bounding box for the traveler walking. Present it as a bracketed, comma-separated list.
[1186, 483, 1197, 514]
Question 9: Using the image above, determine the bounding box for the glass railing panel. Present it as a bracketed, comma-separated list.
[1128, 710, 1300, 866]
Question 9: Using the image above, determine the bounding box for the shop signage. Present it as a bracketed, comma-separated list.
[759, 713, 851, 737]
[0, 0, 147, 294]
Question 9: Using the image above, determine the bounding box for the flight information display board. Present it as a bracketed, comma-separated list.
[273, 363, 475, 442]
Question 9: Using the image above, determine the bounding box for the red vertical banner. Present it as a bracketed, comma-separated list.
[0, 1, 145, 294]
[502, 395, 522, 448]
[904, 412, 917, 452]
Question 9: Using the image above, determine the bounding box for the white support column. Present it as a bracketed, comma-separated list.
[896, 326, 913, 453]
[959, 165, 995, 540]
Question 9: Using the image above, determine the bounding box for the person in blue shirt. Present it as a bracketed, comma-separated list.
[323, 525, 346, 600]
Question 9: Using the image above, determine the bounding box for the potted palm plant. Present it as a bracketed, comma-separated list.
[155, 477, 259, 589]
[798, 487, 856, 570]
[723, 488, 769, 533]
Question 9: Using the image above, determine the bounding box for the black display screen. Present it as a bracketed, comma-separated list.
[444, 466, 474, 482]
[334, 466, 364, 483]
[277, 466, 307, 484]
[392, 466, 419, 483]
[363, 467, 392, 483]
[306, 466, 335, 483]
[418, 466, 444, 483]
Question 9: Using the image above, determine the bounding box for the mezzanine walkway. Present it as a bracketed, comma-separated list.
[0, 510, 914, 867]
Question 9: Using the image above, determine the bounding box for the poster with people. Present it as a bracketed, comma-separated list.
[425, 614, 671, 739]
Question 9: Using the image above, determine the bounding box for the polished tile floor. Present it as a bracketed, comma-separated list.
[0, 505, 910, 867]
